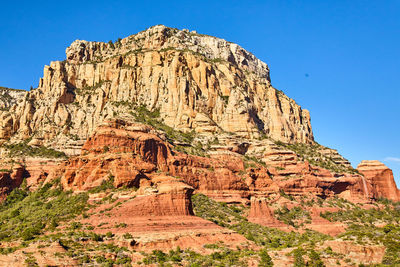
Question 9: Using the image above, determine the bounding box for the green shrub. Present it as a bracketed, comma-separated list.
[105, 231, 114, 238]
[88, 175, 115, 193]
[293, 248, 306, 267]
[274, 141, 358, 174]
[258, 248, 273, 266]
[70, 222, 82, 230]
[123, 233, 133, 239]
[108, 40, 115, 49]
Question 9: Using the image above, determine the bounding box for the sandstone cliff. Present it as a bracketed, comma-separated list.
[53, 119, 375, 203]
[0, 87, 26, 110]
[357, 160, 400, 201]
[0, 87, 26, 141]
[1, 25, 313, 155]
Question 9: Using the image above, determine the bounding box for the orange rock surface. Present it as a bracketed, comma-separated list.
[0, 165, 24, 201]
[357, 160, 400, 201]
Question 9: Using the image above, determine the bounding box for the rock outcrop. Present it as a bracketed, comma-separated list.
[322, 240, 386, 265]
[0, 87, 26, 110]
[53, 119, 375, 205]
[0, 87, 27, 141]
[248, 197, 283, 226]
[357, 160, 400, 201]
[57, 120, 169, 190]
[1, 25, 313, 152]
[0, 165, 25, 201]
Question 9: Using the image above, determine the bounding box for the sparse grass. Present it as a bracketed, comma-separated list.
[244, 155, 266, 167]
[112, 101, 205, 156]
[131, 104, 196, 144]
[88, 174, 115, 193]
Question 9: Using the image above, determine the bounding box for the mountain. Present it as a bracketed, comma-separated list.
[0, 25, 399, 266]
[0, 25, 313, 155]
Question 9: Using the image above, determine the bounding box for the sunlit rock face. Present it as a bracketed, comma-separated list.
[357, 160, 400, 201]
[1, 25, 313, 155]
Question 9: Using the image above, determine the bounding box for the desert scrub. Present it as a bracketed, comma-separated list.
[140, 246, 257, 266]
[279, 189, 295, 201]
[192, 194, 329, 248]
[274, 141, 358, 174]
[291, 248, 325, 267]
[3, 142, 67, 158]
[320, 201, 400, 265]
[338, 223, 400, 265]
[132, 104, 196, 143]
[113, 101, 197, 145]
[274, 206, 312, 228]
[0, 179, 89, 242]
[115, 103, 206, 156]
[244, 155, 266, 167]
[41, 231, 131, 265]
[320, 200, 399, 225]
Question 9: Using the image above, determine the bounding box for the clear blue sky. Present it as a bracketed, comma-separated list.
[1, 1, 399, 185]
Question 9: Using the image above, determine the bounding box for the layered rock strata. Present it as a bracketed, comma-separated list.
[1, 25, 313, 153]
[53, 120, 379, 204]
[357, 160, 400, 201]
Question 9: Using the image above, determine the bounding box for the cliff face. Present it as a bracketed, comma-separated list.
[357, 160, 400, 201]
[0, 87, 26, 141]
[0, 87, 26, 110]
[1, 25, 313, 154]
[0, 165, 24, 201]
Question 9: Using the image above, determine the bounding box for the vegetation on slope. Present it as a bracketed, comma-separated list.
[274, 141, 359, 174]
[192, 194, 329, 249]
[0, 179, 88, 244]
[2, 140, 67, 159]
[140, 246, 263, 267]
[112, 101, 213, 157]
[320, 198, 400, 265]
[274, 206, 312, 228]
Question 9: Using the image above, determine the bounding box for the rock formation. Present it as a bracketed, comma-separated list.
[0, 87, 26, 141]
[53, 119, 377, 204]
[0, 165, 24, 201]
[0, 87, 26, 110]
[357, 160, 400, 201]
[248, 197, 284, 226]
[0, 25, 398, 266]
[1, 25, 313, 153]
